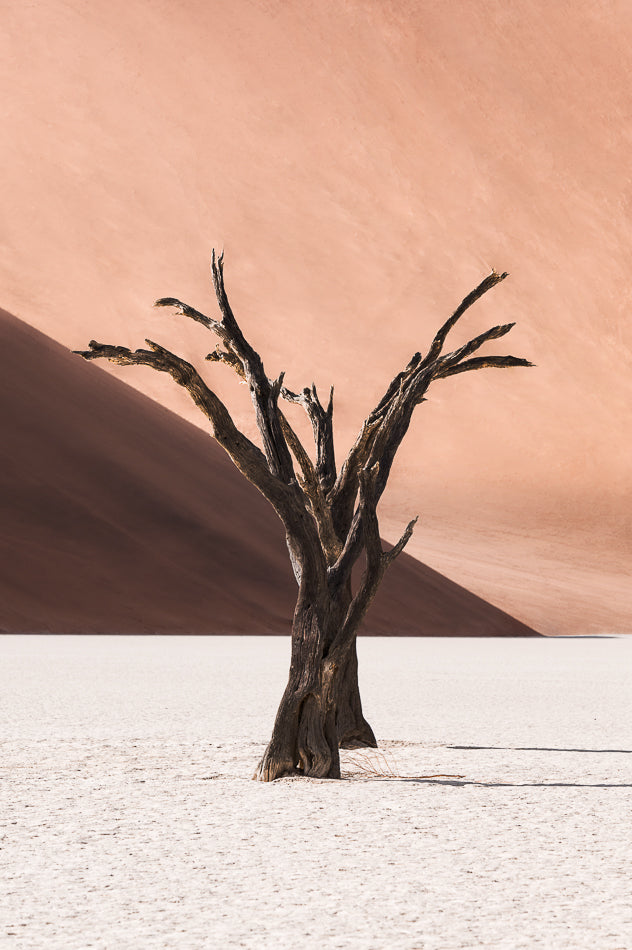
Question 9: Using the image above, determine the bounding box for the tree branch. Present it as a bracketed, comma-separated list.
[198, 313, 340, 559]
[276, 413, 341, 562]
[205, 343, 245, 378]
[281, 384, 337, 493]
[154, 251, 295, 483]
[435, 355, 534, 378]
[433, 322, 515, 374]
[418, 269, 509, 370]
[328, 414, 382, 541]
[328, 465, 417, 663]
[154, 297, 221, 333]
[384, 515, 419, 565]
[330, 269, 527, 538]
[203, 337, 325, 500]
[73, 339, 291, 511]
[156, 255, 339, 553]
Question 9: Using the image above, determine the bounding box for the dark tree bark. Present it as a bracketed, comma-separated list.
[75, 254, 532, 781]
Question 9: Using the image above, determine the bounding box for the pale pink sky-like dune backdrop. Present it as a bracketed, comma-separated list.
[1, 0, 630, 634]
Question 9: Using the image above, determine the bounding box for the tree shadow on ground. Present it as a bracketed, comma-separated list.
[414, 745, 632, 787]
[342, 744, 632, 786]
[401, 778, 632, 788]
[342, 743, 632, 786]
[448, 745, 632, 754]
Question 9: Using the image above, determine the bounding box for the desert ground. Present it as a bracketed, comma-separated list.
[2, 634, 631, 949]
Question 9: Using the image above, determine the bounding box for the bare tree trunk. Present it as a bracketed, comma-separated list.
[254, 568, 378, 782]
[254, 598, 333, 782]
[254, 621, 370, 781]
[336, 642, 376, 749]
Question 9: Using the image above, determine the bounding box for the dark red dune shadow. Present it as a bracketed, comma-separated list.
[0, 309, 538, 636]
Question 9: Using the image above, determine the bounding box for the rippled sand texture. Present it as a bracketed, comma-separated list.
[2, 636, 631, 949]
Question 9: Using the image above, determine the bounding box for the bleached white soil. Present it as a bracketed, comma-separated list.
[1, 635, 631, 950]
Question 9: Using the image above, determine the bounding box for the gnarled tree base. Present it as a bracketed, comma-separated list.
[253, 636, 375, 782]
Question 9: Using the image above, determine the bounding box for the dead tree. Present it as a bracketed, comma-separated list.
[76, 254, 532, 781]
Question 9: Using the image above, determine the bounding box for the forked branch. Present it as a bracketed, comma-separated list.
[282, 384, 336, 493]
[418, 269, 509, 369]
[331, 269, 531, 537]
[155, 251, 295, 483]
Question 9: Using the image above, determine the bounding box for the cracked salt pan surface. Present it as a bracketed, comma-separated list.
[1, 635, 631, 949]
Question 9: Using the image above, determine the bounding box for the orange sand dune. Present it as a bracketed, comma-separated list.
[1, 0, 630, 633]
[0, 308, 537, 636]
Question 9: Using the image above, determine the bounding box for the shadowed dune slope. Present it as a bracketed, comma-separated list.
[0, 309, 538, 636]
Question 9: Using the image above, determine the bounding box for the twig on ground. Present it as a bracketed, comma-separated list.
[343, 748, 464, 780]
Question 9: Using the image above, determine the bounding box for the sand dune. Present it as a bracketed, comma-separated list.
[0, 308, 537, 636]
[1, 0, 630, 632]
